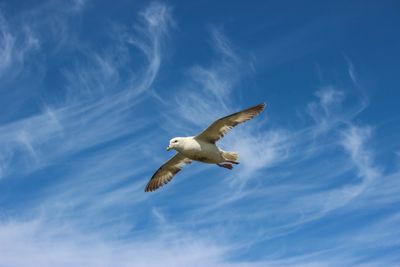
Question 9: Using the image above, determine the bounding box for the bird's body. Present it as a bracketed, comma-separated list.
[145, 103, 266, 192]
[170, 137, 225, 164]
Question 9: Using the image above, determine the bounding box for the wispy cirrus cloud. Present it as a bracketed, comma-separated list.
[0, 218, 230, 267]
[0, 12, 39, 80]
[0, 1, 172, 179]
[341, 125, 380, 182]
[153, 34, 399, 266]
[164, 29, 289, 184]
[0, 1, 399, 267]
[0, 0, 90, 80]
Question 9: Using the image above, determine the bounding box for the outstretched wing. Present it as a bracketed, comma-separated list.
[195, 103, 266, 143]
[145, 153, 192, 192]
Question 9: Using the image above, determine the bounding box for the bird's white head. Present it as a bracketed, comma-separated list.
[166, 137, 184, 152]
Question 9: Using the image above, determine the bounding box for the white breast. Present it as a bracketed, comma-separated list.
[179, 138, 223, 163]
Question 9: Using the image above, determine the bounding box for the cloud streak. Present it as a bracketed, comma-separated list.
[0, 2, 398, 267]
[0, 12, 39, 80]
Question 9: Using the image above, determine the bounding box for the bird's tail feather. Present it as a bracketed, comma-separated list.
[221, 151, 239, 162]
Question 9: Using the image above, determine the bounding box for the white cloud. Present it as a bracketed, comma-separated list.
[306, 87, 345, 133]
[0, 14, 15, 75]
[340, 125, 380, 182]
[0, 218, 229, 267]
[0, 12, 41, 80]
[127, 2, 173, 96]
[0, 3, 398, 267]
[210, 28, 240, 63]
[69, 0, 87, 12]
[0, 1, 173, 179]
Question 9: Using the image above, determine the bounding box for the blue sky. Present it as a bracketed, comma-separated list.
[0, 0, 399, 266]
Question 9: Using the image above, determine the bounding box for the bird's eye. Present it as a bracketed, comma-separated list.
[173, 140, 178, 143]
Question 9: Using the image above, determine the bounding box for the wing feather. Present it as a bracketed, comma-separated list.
[195, 103, 266, 143]
[145, 153, 192, 192]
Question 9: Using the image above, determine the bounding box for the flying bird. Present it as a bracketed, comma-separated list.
[145, 103, 266, 192]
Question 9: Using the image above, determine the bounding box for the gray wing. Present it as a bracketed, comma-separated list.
[145, 153, 192, 192]
[195, 103, 266, 143]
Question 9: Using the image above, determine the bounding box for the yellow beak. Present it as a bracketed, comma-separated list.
[166, 146, 171, 151]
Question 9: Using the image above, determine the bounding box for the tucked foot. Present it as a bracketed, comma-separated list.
[226, 160, 239, 165]
[217, 163, 233, 170]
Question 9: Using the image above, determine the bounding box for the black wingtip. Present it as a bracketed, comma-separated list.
[249, 103, 266, 113]
[144, 185, 154, 192]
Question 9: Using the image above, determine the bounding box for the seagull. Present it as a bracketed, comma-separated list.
[145, 103, 266, 192]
